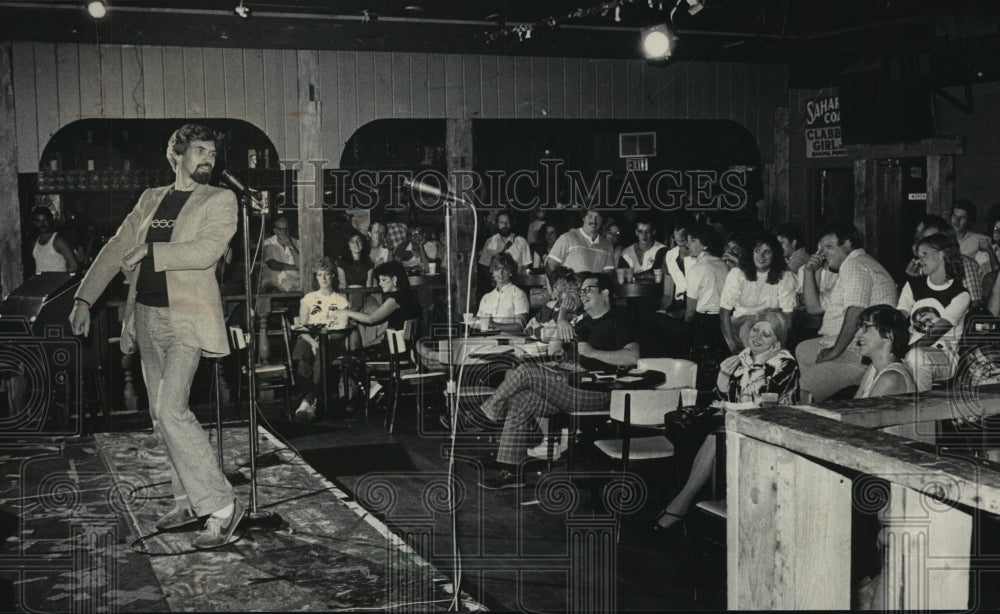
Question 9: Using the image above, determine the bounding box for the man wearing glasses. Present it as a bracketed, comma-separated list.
[476, 273, 639, 490]
[262, 215, 301, 291]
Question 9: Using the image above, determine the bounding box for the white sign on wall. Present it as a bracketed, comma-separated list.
[805, 95, 847, 158]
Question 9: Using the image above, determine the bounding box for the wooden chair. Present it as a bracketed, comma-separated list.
[382, 319, 447, 433]
[227, 313, 295, 421]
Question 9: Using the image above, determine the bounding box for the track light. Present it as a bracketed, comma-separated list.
[86, 1, 107, 19]
[234, 0, 251, 18]
[686, 0, 704, 15]
[641, 24, 676, 60]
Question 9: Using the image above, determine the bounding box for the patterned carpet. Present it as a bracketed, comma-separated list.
[0, 427, 482, 612]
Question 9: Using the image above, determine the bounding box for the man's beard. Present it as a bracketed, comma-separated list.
[498, 227, 512, 238]
[192, 166, 212, 184]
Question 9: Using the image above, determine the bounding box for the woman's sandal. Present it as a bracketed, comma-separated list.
[652, 509, 687, 532]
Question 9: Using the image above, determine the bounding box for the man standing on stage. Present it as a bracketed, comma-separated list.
[69, 124, 244, 549]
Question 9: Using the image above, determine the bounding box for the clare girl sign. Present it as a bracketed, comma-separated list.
[805, 94, 847, 158]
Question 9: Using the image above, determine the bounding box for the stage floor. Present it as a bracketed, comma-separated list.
[0, 427, 482, 612]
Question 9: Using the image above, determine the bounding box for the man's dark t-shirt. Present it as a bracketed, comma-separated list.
[573, 310, 636, 372]
[137, 189, 192, 307]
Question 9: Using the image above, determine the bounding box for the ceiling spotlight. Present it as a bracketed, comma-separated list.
[234, 1, 251, 18]
[86, 1, 107, 19]
[686, 0, 704, 15]
[641, 24, 676, 60]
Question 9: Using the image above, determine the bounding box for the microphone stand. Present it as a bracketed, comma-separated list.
[232, 183, 283, 528]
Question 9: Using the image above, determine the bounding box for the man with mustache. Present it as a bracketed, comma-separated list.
[68, 124, 245, 549]
[545, 208, 616, 276]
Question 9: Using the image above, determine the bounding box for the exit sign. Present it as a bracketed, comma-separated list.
[626, 158, 649, 171]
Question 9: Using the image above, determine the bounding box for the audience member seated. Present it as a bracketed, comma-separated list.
[719, 232, 796, 352]
[951, 199, 998, 277]
[337, 231, 375, 289]
[532, 221, 561, 270]
[905, 214, 984, 310]
[654, 224, 728, 358]
[897, 233, 969, 392]
[369, 221, 391, 266]
[603, 217, 627, 269]
[479, 211, 532, 273]
[394, 225, 434, 273]
[653, 312, 799, 532]
[476, 274, 639, 489]
[524, 266, 582, 342]
[30, 205, 80, 274]
[262, 215, 301, 292]
[721, 232, 746, 271]
[292, 257, 349, 421]
[621, 215, 667, 281]
[853, 305, 917, 398]
[773, 222, 809, 274]
[384, 216, 410, 254]
[546, 208, 616, 275]
[797, 223, 897, 403]
[477, 252, 530, 333]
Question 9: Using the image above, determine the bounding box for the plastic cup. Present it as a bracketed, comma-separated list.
[653, 269, 663, 283]
[480, 315, 491, 332]
[681, 387, 698, 407]
[463, 312, 474, 325]
[428, 262, 438, 274]
[617, 268, 626, 285]
[760, 392, 780, 407]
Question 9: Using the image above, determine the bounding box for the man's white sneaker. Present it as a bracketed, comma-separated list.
[527, 440, 568, 460]
[295, 399, 316, 421]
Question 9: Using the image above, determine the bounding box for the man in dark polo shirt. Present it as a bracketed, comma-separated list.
[476, 272, 640, 490]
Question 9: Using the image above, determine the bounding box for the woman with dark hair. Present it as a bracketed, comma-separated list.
[524, 265, 583, 340]
[853, 305, 916, 398]
[293, 256, 350, 420]
[532, 221, 561, 269]
[337, 231, 374, 289]
[339, 260, 421, 344]
[897, 232, 970, 391]
[719, 231, 796, 352]
[602, 218, 626, 268]
[654, 311, 799, 532]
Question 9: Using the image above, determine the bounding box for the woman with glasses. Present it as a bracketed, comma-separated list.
[897, 233, 970, 391]
[853, 305, 916, 398]
[524, 266, 583, 341]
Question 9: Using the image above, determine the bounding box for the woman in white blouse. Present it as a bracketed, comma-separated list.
[476, 252, 529, 333]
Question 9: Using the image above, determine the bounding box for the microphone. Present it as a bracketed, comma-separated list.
[403, 178, 468, 205]
[221, 170, 266, 212]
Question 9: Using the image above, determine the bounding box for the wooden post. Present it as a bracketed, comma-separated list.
[852, 158, 877, 255]
[880, 483, 972, 610]
[728, 431, 853, 610]
[926, 154, 954, 218]
[297, 51, 323, 286]
[445, 119, 475, 315]
[767, 106, 790, 229]
[0, 41, 24, 299]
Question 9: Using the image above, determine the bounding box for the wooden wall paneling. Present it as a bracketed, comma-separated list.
[181, 47, 205, 118]
[1, 41, 25, 296]
[529, 57, 548, 118]
[11, 43, 38, 168]
[282, 50, 300, 159]
[55, 44, 81, 127]
[426, 53, 446, 117]
[641, 63, 660, 119]
[547, 57, 565, 118]
[684, 63, 703, 120]
[610, 60, 628, 119]
[479, 55, 498, 118]
[77, 44, 105, 120]
[594, 60, 613, 119]
[580, 59, 598, 119]
[652, 66, 675, 118]
[161, 47, 186, 118]
[32, 43, 59, 156]
[261, 49, 285, 158]
[373, 52, 393, 120]
[221, 48, 246, 121]
[410, 53, 429, 118]
[495, 56, 515, 117]
[626, 61, 643, 119]
[563, 58, 582, 119]
[203, 47, 226, 118]
[716, 62, 732, 120]
[462, 55, 482, 119]
[672, 63, 689, 120]
[99, 44, 124, 119]
[120, 45, 145, 119]
[316, 50, 340, 167]
[242, 48, 265, 129]
[444, 54, 464, 118]
[926, 155, 954, 218]
[853, 158, 876, 252]
[391, 53, 412, 118]
[700, 62, 717, 120]
[336, 51, 359, 164]
[513, 57, 532, 119]
[355, 51, 376, 128]
[140, 46, 165, 119]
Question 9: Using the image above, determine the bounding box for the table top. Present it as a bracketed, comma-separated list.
[573, 368, 666, 391]
[293, 324, 356, 336]
[418, 334, 548, 365]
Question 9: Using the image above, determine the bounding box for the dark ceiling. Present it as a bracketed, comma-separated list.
[0, 0, 997, 87]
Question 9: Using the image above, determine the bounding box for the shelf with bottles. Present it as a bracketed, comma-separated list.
[36, 168, 176, 193]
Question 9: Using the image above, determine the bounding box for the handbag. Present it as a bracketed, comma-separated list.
[662, 405, 720, 446]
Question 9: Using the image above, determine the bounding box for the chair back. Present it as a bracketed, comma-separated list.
[610, 389, 678, 426]
[636, 358, 697, 390]
[278, 313, 296, 384]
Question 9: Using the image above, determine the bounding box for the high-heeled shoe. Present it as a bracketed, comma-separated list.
[652, 509, 687, 533]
